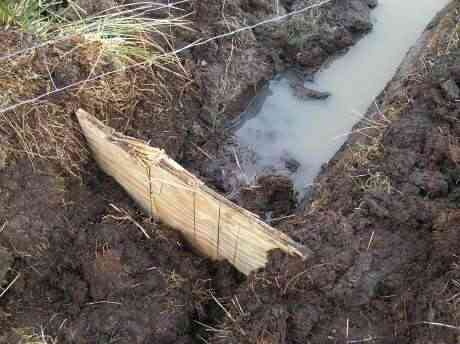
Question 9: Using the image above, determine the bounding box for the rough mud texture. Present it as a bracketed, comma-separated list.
[207, 2, 460, 343]
[185, 0, 375, 125]
[279, 0, 373, 71]
[0, 0, 409, 342]
[0, 0, 301, 341]
[185, 0, 376, 200]
[0, 247, 12, 286]
[0, 161, 213, 343]
[239, 175, 296, 219]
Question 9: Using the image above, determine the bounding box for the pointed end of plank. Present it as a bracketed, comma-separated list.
[293, 244, 313, 260]
[77, 108, 166, 164]
[76, 109, 115, 139]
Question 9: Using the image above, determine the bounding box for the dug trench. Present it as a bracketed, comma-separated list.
[0, 0, 458, 343]
[212, 2, 460, 343]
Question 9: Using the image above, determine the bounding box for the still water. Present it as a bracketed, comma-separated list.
[236, 0, 451, 195]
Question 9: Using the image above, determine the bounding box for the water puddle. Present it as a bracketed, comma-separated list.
[235, 0, 451, 196]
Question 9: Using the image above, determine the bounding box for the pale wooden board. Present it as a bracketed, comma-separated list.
[76, 109, 309, 275]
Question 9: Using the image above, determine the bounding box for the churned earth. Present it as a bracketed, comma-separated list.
[2, 0, 457, 343]
[207, 2, 460, 343]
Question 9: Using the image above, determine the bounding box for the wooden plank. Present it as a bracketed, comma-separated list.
[76, 109, 309, 275]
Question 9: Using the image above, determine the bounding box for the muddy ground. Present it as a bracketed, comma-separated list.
[207, 2, 460, 343]
[2, 0, 459, 343]
[0, 160, 215, 343]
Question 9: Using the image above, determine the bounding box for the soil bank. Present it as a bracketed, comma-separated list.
[207, 1, 460, 343]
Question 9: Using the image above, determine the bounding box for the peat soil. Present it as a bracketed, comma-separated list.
[0, 161, 214, 343]
[207, 2, 460, 343]
[0, 0, 378, 342]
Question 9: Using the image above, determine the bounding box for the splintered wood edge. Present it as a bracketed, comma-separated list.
[76, 109, 311, 261]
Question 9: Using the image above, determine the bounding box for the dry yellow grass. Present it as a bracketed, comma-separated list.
[0, 0, 193, 175]
[0, 28, 192, 176]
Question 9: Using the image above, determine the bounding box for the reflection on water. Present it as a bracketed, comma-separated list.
[236, 0, 450, 195]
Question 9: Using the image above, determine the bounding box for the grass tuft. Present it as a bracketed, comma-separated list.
[54, 7, 191, 66]
[2, 1, 191, 66]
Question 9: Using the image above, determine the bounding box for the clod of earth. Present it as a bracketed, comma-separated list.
[367, 0, 379, 9]
[282, 155, 301, 173]
[292, 83, 331, 100]
[239, 175, 296, 219]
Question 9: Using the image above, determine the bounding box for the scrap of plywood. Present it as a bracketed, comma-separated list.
[76, 109, 307, 275]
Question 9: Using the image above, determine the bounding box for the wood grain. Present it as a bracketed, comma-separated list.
[76, 109, 308, 275]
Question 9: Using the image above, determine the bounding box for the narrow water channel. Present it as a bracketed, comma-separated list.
[236, 0, 451, 195]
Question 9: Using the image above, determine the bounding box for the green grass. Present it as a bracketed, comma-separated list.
[0, 0, 56, 33]
[0, 2, 13, 25]
[57, 11, 190, 66]
[1, 0, 191, 66]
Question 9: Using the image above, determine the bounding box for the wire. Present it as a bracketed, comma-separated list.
[0, 0, 193, 62]
[0, 0, 334, 114]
